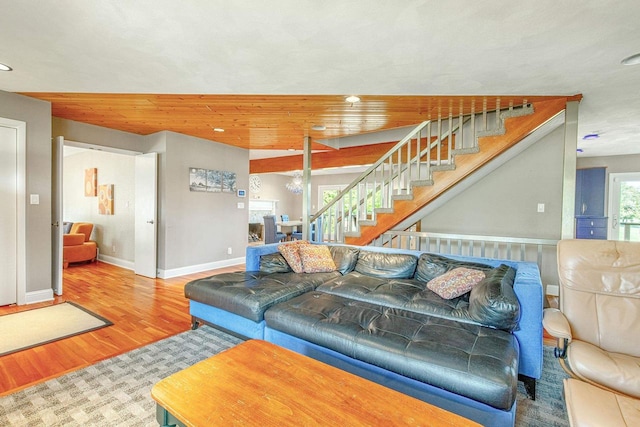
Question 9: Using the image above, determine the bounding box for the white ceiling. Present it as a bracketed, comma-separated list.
[1, 0, 639, 157]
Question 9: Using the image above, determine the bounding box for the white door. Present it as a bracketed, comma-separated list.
[0, 125, 18, 305]
[608, 172, 640, 242]
[0, 117, 26, 305]
[51, 136, 64, 295]
[135, 152, 157, 277]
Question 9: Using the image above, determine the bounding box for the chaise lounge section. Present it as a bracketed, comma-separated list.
[185, 242, 544, 426]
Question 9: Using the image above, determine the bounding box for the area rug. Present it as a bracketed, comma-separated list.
[0, 327, 568, 426]
[0, 302, 112, 357]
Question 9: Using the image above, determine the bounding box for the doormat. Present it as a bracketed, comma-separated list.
[0, 301, 113, 356]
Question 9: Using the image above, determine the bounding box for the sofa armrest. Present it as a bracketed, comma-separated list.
[543, 308, 572, 342]
[63, 233, 86, 246]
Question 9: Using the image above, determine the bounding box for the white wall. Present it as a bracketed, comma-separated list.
[250, 174, 302, 220]
[63, 150, 135, 264]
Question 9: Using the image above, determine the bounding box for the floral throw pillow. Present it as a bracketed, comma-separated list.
[427, 267, 486, 300]
[277, 240, 310, 273]
[299, 245, 337, 273]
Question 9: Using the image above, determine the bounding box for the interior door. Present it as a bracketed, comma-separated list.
[51, 136, 64, 295]
[135, 152, 158, 277]
[0, 124, 18, 305]
[608, 172, 640, 241]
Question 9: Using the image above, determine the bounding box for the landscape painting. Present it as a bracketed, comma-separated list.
[189, 168, 207, 192]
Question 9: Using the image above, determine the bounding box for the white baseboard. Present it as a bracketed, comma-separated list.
[546, 284, 560, 297]
[157, 256, 246, 279]
[98, 254, 135, 271]
[25, 288, 54, 304]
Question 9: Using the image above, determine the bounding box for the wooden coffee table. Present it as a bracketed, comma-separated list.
[151, 339, 480, 426]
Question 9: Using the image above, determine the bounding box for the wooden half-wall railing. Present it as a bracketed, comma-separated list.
[371, 230, 559, 288]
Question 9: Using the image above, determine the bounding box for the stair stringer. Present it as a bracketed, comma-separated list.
[345, 99, 568, 246]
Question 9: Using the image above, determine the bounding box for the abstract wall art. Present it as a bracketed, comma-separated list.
[84, 168, 97, 197]
[98, 184, 114, 215]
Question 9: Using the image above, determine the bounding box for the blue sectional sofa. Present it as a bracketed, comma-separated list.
[185, 243, 544, 426]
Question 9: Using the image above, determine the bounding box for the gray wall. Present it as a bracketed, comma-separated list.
[53, 117, 153, 153]
[421, 126, 565, 239]
[420, 126, 566, 288]
[0, 91, 52, 294]
[161, 131, 249, 270]
[53, 119, 250, 275]
[578, 153, 640, 173]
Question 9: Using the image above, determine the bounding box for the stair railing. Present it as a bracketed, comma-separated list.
[309, 101, 529, 243]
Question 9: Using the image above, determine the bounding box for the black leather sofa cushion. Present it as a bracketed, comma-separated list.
[467, 264, 520, 332]
[316, 272, 475, 322]
[184, 271, 340, 322]
[265, 291, 519, 410]
[259, 253, 293, 274]
[354, 251, 418, 279]
[328, 245, 360, 275]
[415, 253, 493, 282]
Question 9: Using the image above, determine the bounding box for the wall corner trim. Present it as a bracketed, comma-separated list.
[157, 257, 246, 279]
[25, 289, 54, 305]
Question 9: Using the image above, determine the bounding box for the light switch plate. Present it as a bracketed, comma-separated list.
[30, 194, 40, 205]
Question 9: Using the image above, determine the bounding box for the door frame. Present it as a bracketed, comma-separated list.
[608, 172, 640, 241]
[56, 140, 155, 274]
[0, 117, 27, 305]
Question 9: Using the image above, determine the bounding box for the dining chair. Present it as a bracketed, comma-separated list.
[291, 216, 322, 242]
[263, 215, 286, 244]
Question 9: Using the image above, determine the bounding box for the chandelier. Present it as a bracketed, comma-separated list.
[286, 171, 303, 195]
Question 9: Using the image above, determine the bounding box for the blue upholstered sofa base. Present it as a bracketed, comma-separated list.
[189, 299, 517, 426]
[264, 327, 516, 427]
[190, 300, 265, 339]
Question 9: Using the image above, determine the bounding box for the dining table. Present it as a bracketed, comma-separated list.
[276, 220, 302, 239]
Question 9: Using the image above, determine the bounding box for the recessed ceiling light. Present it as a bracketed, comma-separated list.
[0, 63, 12, 71]
[345, 95, 360, 103]
[582, 133, 599, 140]
[311, 125, 326, 131]
[213, 128, 224, 132]
[621, 53, 640, 65]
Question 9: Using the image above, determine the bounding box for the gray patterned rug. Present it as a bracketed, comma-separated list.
[0, 327, 568, 426]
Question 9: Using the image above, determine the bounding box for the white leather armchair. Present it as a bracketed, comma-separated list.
[543, 239, 640, 426]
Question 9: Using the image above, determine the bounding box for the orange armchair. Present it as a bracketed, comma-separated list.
[63, 222, 98, 268]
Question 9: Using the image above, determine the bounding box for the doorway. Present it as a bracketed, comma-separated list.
[58, 141, 157, 285]
[608, 172, 640, 242]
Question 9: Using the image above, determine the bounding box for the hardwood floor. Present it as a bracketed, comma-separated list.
[0, 260, 243, 396]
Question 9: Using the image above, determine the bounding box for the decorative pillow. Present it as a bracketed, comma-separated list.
[427, 267, 486, 299]
[299, 245, 337, 273]
[278, 241, 310, 273]
[259, 253, 293, 274]
[468, 264, 521, 332]
[415, 253, 493, 282]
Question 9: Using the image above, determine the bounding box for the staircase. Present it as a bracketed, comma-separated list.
[309, 98, 567, 246]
